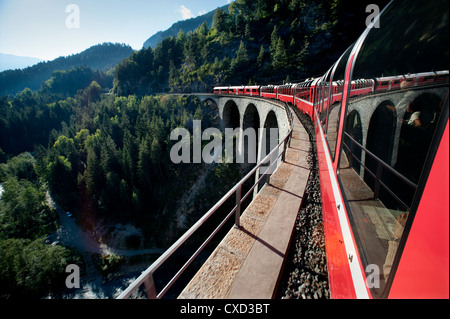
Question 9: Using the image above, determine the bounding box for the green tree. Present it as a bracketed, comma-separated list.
[137, 136, 152, 192]
[257, 45, 266, 67]
[231, 41, 249, 73]
[0, 178, 56, 240]
[212, 7, 228, 32]
[0, 238, 80, 297]
[272, 37, 288, 70]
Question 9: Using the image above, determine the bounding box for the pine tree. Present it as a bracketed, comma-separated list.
[257, 45, 266, 67]
[212, 8, 228, 32]
[231, 41, 249, 72]
[272, 37, 288, 70]
[270, 25, 279, 56]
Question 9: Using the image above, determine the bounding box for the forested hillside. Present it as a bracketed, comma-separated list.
[114, 0, 389, 95]
[0, 87, 241, 297]
[143, 5, 229, 49]
[0, 43, 133, 96]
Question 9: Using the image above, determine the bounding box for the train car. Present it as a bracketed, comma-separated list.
[349, 79, 375, 98]
[312, 0, 448, 298]
[243, 85, 261, 97]
[277, 84, 295, 104]
[293, 78, 319, 118]
[374, 75, 404, 92]
[435, 70, 449, 84]
[260, 85, 278, 99]
[228, 85, 244, 95]
[403, 71, 439, 88]
[329, 80, 345, 105]
[213, 86, 230, 94]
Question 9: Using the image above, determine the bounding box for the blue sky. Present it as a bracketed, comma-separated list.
[0, 0, 231, 61]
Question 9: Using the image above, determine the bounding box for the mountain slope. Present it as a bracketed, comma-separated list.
[143, 5, 229, 49]
[0, 43, 133, 96]
[0, 53, 42, 72]
[114, 0, 391, 96]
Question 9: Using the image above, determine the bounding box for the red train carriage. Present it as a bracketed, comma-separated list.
[260, 85, 278, 99]
[331, 80, 345, 104]
[213, 86, 230, 94]
[277, 84, 295, 104]
[435, 70, 449, 84]
[243, 85, 261, 97]
[228, 85, 244, 95]
[374, 75, 404, 92]
[293, 78, 318, 118]
[312, 0, 448, 298]
[349, 79, 375, 97]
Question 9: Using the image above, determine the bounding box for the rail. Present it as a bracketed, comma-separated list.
[342, 131, 418, 211]
[117, 103, 295, 299]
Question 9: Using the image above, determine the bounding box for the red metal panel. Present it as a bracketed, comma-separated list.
[314, 116, 357, 299]
[389, 121, 449, 299]
[278, 94, 294, 104]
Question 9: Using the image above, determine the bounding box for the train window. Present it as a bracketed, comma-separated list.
[317, 71, 332, 132]
[320, 71, 332, 132]
[338, 0, 449, 298]
[326, 44, 354, 160]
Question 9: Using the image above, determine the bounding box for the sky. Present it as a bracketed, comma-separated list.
[0, 0, 232, 61]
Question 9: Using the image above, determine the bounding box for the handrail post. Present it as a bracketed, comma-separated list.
[235, 184, 242, 229]
[348, 137, 353, 168]
[144, 273, 157, 299]
[281, 138, 287, 162]
[374, 162, 382, 199]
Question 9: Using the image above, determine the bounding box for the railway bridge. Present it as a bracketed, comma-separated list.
[118, 94, 312, 299]
[196, 94, 290, 140]
[117, 84, 448, 300]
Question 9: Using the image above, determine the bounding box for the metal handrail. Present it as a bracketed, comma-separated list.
[342, 131, 417, 210]
[117, 103, 295, 299]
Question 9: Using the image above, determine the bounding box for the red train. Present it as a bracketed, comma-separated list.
[213, 0, 448, 299]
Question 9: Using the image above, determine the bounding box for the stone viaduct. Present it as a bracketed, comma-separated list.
[196, 94, 291, 167]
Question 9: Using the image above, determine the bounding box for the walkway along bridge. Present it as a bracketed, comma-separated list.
[117, 95, 312, 299]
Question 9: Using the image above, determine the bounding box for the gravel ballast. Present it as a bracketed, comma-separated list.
[277, 107, 330, 299]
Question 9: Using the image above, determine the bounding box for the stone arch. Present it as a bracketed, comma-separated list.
[243, 103, 260, 130]
[223, 100, 240, 129]
[364, 100, 397, 189]
[262, 110, 279, 160]
[344, 110, 363, 174]
[243, 103, 261, 164]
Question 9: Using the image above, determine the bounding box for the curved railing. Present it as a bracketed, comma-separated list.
[117, 101, 295, 299]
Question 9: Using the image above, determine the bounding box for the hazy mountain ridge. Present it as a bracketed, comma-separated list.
[0, 43, 134, 96]
[0, 53, 42, 72]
